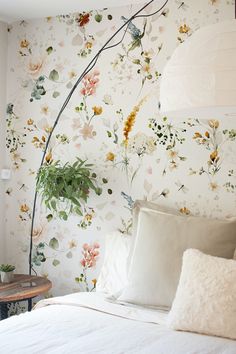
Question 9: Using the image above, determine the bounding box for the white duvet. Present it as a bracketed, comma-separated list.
[0, 292, 235, 354]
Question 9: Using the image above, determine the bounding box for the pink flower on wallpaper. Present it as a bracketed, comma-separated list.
[79, 123, 94, 140]
[80, 242, 100, 269]
[80, 69, 100, 96]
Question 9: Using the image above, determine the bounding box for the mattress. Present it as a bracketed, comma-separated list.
[0, 292, 235, 354]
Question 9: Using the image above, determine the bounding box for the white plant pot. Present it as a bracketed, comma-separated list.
[1, 271, 14, 283]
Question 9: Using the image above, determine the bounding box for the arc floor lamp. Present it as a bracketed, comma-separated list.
[28, 0, 169, 275]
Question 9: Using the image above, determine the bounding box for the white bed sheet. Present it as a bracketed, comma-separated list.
[0, 292, 235, 354]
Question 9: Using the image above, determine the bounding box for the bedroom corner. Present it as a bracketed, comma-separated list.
[0, 20, 7, 265]
[2, 0, 236, 296]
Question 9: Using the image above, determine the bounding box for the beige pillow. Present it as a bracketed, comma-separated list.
[167, 249, 236, 340]
[118, 207, 236, 309]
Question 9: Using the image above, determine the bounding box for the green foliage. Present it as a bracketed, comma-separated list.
[49, 69, 59, 81]
[0, 264, 15, 272]
[36, 158, 102, 220]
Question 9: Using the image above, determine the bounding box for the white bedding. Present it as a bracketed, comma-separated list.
[0, 292, 235, 354]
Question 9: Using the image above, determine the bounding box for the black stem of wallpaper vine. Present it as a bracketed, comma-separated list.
[28, 0, 169, 275]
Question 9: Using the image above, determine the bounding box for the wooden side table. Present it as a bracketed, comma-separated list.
[0, 274, 52, 320]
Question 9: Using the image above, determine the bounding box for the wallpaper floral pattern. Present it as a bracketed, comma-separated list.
[4, 0, 235, 295]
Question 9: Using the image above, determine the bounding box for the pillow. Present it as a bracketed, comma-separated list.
[118, 206, 236, 309]
[167, 249, 236, 340]
[128, 200, 176, 267]
[96, 231, 131, 296]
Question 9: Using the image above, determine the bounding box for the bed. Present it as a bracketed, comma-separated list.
[0, 292, 235, 354]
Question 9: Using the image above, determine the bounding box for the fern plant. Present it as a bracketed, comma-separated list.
[36, 158, 102, 220]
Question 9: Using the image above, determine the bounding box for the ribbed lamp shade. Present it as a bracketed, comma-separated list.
[160, 20, 236, 119]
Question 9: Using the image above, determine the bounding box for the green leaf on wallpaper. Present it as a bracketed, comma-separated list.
[46, 46, 53, 55]
[49, 237, 59, 250]
[95, 14, 103, 22]
[58, 210, 68, 221]
[50, 200, 57, 210]
[66, 251, 73, 259]
[52, 259, 60, 267]
[46, 214, 53, 222]
[52, 91, 60, 98]
[49, 69, 59, 81]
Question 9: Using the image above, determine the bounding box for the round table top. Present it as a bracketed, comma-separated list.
[0, 274, 52, 303]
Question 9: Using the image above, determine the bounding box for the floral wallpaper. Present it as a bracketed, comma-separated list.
[4, 0, 235, 296]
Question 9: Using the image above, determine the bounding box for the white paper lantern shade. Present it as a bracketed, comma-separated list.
[159, 20, 236, 119]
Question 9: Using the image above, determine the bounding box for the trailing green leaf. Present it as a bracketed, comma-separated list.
[36, 158, 102, 220]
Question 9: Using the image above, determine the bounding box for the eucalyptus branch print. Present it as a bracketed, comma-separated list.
[224, 170, 236, 193]
[6, 103, 27, 169]
[149, 117, 187, 174]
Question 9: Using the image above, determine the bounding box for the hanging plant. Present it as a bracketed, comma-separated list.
[36, 158, 102, 220]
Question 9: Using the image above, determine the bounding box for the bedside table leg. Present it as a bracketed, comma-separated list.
[0, 303, 8, 320]
[28, 298, 32, 312]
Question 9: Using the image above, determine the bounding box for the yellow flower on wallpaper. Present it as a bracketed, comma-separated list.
[123, 97, 146, 146]
[106, 152, 115, 161]
[193, 132, 202, 139]
[45, 150, 52, 163]
[92, 106, 103, 115]
[85, 213, 93, 222]
[210, 150, 219, 162]
[20, 204, 29, 213]
[179, 24, 190, 34]
[20, 39, 29, 48]
[92, 279, 97, 286]
[85, 41, 93, 49]
[27, 118, 34, 125]
[180, 207, 190, 215]
[208, 119, 219, 129]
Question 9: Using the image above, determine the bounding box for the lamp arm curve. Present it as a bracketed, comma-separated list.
[28, 0, 169, 275]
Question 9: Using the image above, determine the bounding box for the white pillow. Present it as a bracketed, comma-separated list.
[96, 231, 131, 296]
[167, 249, 236, 340]
[118, 207, 236, 309]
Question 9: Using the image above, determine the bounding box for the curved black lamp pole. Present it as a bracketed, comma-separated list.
[29, 0, 169, 275]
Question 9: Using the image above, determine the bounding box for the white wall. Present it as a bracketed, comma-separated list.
[0, 21, 7, 263]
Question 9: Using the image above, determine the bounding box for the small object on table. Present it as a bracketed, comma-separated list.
[0, 274, 52, 320]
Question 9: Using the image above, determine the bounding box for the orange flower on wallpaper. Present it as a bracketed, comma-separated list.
[92, 106, 103, 115]
[27, 118, 34, 125]
[106, 152, 115, 161]
[45, 150, 52, 163]
[210, 150, 219, 162]
[179, 24, 190, 34]
[20, 204, 29, 213]
[180, 207, 190, 215]
[77, 13, 90, 27]
[123, 97, 146, 147]
[20, 39, 30, 48]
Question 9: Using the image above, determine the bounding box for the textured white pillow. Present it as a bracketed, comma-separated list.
[167, 249, 236, 340]
[96, 231, 131, 296]
[118, 207, 236, 309]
